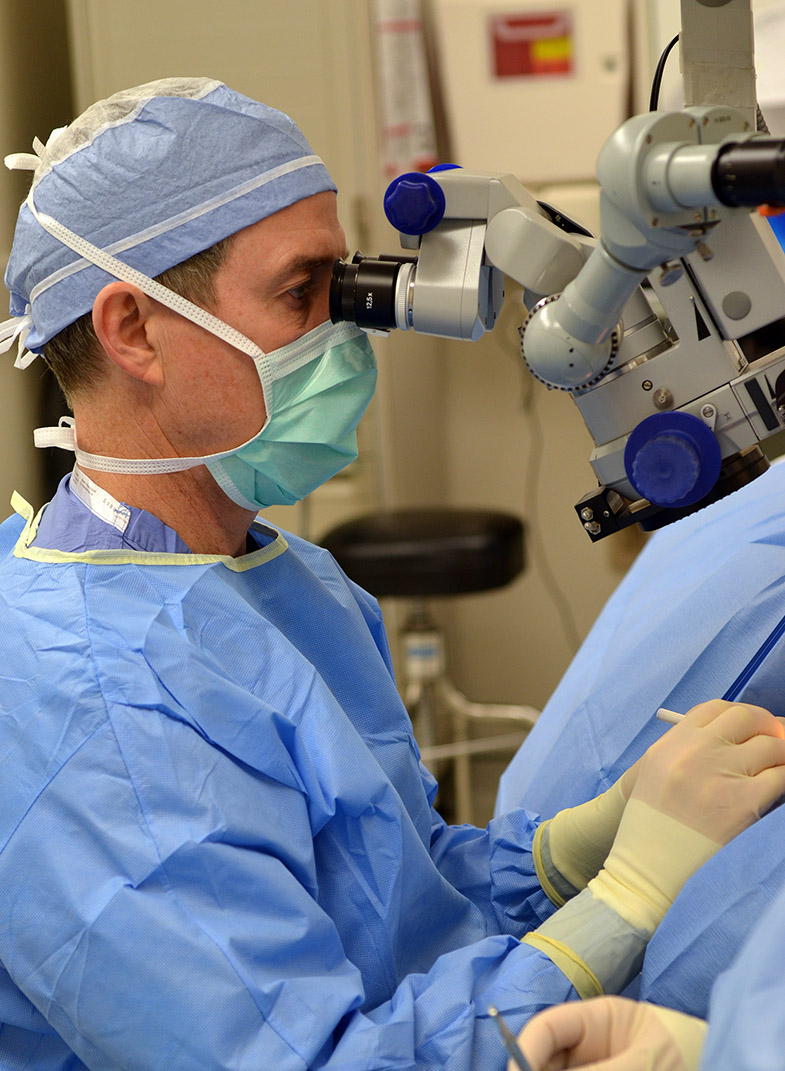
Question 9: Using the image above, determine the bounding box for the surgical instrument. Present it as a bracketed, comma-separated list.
[657, 708, 686, 724]
[488, 1006, 534, 1071]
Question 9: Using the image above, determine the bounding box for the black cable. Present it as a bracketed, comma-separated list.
[493, 315, 582, 658]
[650, 33, 680, 111]
[519, 379, 582, 658]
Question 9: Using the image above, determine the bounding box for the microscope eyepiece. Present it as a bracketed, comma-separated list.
[711, 138, 785, 207]
[329, 253, 417, 330]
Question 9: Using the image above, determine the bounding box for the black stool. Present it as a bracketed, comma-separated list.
[321, 508, 539, 823]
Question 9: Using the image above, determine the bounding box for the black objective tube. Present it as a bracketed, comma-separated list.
[712, 137, 785, 207]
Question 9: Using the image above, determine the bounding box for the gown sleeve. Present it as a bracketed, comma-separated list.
[428, 801, 557, 934]
[0, 712, 578, 1071]
[324, 545, 557, 936]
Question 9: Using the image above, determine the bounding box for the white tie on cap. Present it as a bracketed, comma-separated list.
[0, 307, 34, 368]
[4, 128, 67, 175]
[1, 129, 68, 368]
[5, 139, 45, 175]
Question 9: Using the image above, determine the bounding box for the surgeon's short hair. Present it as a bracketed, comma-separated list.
[42, 236, 233, 404]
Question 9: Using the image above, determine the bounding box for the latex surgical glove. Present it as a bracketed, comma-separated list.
[624, 699, 785, 843]
[591, 699, 785, 932]
[514, 996, 707, 1071]
[534, 760, 641, 906]
[523, 701, 785, 998]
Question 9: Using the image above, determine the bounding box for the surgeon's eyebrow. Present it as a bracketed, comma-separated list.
[270, 251, 348, 289]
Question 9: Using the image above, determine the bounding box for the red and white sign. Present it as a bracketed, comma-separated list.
[490, 10, 574, 78]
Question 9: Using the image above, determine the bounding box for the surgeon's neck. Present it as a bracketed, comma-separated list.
[71, 384, 259, 556]
[78, 465, 257, 558]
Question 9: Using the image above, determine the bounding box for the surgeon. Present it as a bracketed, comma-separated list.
[513, 871, 785, 1070]
[0, 78, 784, 1071]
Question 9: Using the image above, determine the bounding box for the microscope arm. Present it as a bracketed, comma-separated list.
[516, 107, 757, 390]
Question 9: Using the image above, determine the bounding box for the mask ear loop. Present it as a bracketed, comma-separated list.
[22, 195, 280, 474]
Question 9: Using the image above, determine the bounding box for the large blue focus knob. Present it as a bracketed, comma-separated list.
[624, 411, 722, 508]
[384, 172, 446, 235]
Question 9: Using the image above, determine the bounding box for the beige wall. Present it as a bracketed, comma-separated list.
[0, 0, 72, 512]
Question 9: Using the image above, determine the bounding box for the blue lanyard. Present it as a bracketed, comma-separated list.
[723, 611, 785, 703]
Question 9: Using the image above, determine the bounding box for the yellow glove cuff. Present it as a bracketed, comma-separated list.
[590, 798, 720, 937]
[533, 778, 628, 906]
[522, 931, 603, 999]
[522, 887, 651, 997]
[532, 821, 568, 907]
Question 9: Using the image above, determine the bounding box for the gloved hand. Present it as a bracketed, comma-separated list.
[624, 699, 785, 843]
[536, 699, 785, 906]
[523, 700, 785, 997]
[591, 699, 785, 937]
[513, 995, 707, 1071]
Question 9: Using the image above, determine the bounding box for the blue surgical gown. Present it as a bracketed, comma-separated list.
[498, 458, 785, 1020]
[0, 479, 573, 1071]
[701, 876, 785, 1070]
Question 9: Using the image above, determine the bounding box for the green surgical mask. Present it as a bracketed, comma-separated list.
[37, 318, 377, 512]
[206, 320, 377, 510]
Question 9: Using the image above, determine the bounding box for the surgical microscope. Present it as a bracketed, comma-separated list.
[330, 0, 785, 542]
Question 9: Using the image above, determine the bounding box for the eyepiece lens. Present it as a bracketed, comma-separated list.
[329, 258, 357, 324]
[329, 253, 415, 330]
[712, 138, 785, 207]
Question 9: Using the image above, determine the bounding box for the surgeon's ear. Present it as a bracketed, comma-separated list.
[92, 281, 164, 387]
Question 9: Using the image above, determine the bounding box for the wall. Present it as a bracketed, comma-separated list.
[0, 0, 73, 514]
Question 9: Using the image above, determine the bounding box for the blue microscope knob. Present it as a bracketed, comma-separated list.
[384, 172, 446, 235]
[624, 411, 722, 508]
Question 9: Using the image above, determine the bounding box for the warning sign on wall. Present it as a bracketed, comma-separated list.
[490, 10, 574, 78]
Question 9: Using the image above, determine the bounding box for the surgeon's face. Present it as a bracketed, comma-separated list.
[156, 191, 347, 455]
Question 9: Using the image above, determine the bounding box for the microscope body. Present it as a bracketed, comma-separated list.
[331, 96, 785, 540]
[328, 0, 785, 540]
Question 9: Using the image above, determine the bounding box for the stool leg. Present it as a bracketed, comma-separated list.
[400, 604, 475, 823]
[401, 604, 540, 826]
[409, 680, 438, 755]
[401, 602, 444, 755]
[437, 680, 540, 826]
[438, 679, 541, 727]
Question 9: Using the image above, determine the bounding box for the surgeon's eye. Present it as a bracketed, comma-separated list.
[287, 282, 312, 303]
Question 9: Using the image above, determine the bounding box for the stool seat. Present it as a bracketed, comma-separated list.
[320, 508, 525, 597]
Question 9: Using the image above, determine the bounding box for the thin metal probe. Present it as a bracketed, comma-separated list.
[487, 1006, 534, 1071]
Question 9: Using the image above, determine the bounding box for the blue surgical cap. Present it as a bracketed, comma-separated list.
[4, 77, 337, 352]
